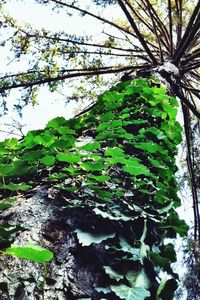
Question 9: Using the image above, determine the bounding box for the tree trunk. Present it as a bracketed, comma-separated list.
[0, 78, 187, 300]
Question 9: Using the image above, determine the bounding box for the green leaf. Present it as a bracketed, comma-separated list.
[0, 183, 30, 191]
[162, 102, 177, 120]
[126, 269, 150, 289]
[149, 252, 177, 278]
[156, 278, 178, 300]
[75, 229, 115, 246]
[160, 243, 176, 263]
[134, 142, 166, 154]
[100, 112, 115, 121]
[5, 244, 53, 264]
[79, 141, 100, 151]
[110, 285, 150, 300]
[166, 211, 189, 236]
[119, 238, 140, 259]
[0, 164, 14, 177]
[52, 135, 76, 148]
[40, 155, 56, 166]
[57, 152, 80, 163]
[96, 122, 110, 132]
[102, 91, 124, 109]
[93, 208, 132, 221]
[122, 159, 150, 176]
[110, 120, 122, 127]
[80, 162, 108, 171]
[57, 127, 76, 135]
[46, 117, 67, 128]
[3, 138, 18, 149]
[104, 266, 124, 281]
[105, 147, 126, 157]
[89, 175, 110, 182]
[0, 203, 12, 210]
[95, 287, 111, 294]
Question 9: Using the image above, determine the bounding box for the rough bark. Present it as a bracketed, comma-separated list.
[0, 185, 110, 299]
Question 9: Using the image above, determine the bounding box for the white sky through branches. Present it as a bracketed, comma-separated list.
[0, 0, 122, 140]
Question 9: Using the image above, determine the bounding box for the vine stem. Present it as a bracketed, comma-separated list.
[41, 263, 47, 300]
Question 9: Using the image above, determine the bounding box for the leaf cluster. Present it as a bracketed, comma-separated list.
[0, 78, 188, 299]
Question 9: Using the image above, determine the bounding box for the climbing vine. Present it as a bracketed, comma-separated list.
[0, 78, 188, 299]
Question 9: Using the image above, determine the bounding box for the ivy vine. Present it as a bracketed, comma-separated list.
[0, 78, 189, 299]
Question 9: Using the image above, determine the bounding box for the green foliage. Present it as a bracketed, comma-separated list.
[5, 243, 53, 264]
[110, 285, 150, 300]
[0, 78, 188, 299]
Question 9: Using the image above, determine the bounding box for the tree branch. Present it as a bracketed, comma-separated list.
[51, 0, 136, 39]
[173, 0, 200, 63]
[118, 0, 157, 65]
[168, 0, 173, 57]
[0, 65, 149, 93]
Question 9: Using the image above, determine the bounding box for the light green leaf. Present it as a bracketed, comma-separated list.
[79, 141, 100, 151]
[122, 159, 150, 176]
[95, 287, 111, 294]
[105, 147, 126, 157]
[111, 284, 150, 300]
[0, 183, 30, 191]
[89, 175, 110, 182]
[93, 208, 132, 221]
[134, 142, 165, 154]
[57, 152, 80, 163]
[40, 155, 56, 166]
[126, 269, 150, 289]
[5, 244, 53, 264]
[119, 238, 140, 259]
[104, 266, 124, 281]
[80, 162, 108, 171]
[75, 229, 115, 246]
[100, 112, 115, 121]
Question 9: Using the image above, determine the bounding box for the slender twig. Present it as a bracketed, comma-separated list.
[168, 0, 173, 56]
[145, 0, 164, 63]
[173, 0, 200, 63]
[118, 0, 157, 65]
[51, 0, 136, 39]
[182, 48, 200, 65]
[0, 65, 149, 92]
[142, 0, 170, 44]
[182, 61, 200, 73]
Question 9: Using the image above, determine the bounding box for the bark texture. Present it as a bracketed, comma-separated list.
[0, 185, 108, 300]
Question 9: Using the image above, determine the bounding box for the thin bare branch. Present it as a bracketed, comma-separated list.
[173, 0, 200, 63]
[168, 0, 173, 56]
[51, 0, 136, 39]
[142, 0, 170, 44]
[183, 61, 200, 73]
[145, 0, 164, 62]
[118, 0, 157, 65]
[0, 64, 149, 92]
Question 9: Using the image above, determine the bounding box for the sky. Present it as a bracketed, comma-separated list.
[0, 0, 122, 140]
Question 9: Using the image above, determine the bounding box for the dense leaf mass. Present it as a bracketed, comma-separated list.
[0, 79, 188, 299]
